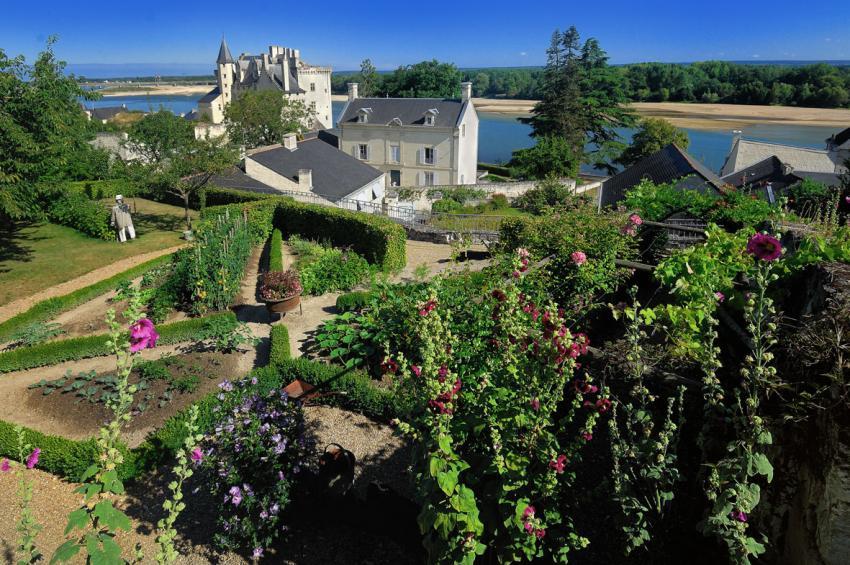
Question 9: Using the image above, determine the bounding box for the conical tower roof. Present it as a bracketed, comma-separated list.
[217, 38, 234, 65]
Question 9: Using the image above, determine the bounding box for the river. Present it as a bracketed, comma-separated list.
[85, 95, 839, 175]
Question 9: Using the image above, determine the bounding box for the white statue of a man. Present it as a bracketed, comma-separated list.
[111, 195, 136, 243]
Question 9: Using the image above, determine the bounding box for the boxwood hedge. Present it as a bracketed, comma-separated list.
[269, 324, 291, 367]
[0, 311, 236, 373]
[268, 228, 284, 271]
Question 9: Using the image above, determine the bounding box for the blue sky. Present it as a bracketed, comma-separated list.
[2, 0, 849, 75]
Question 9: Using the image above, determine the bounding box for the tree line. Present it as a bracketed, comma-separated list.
[333, 60, 850, 108]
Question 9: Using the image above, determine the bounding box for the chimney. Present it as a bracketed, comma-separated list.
[283, 133, 298, 151]
[298, 169, 313, 191]
[348, 82, 359, 101]
[461, 81, 472, 101]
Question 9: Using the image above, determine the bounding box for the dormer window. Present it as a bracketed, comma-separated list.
[424, 108, 439, 126]
[389, 117, 403, 127]
[357, 108, 372, 123]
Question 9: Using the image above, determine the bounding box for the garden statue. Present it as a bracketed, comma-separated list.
[111, 195, 136, 243]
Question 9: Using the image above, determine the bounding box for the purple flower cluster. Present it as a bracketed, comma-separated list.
[201, 374, 309, 555]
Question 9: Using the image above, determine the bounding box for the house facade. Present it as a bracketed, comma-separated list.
[198, 39, 332, 130]
[336, 82, 478, 188]
[242, 134, 385, 206]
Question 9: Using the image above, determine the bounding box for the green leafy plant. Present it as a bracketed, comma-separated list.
[7, 322, 65, 348]
[335, 290, 373, 313]
[8, 425, 43, 565]
[46, 190, 113, 240]
[199, 316, 257, 353]
[297, 247, 372, 296]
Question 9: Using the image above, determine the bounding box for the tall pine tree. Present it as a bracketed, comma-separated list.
[524, 26, 635, 174]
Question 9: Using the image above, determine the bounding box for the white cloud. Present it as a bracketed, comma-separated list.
[751, 54, 761, 58]
[519, 51, 527, 57]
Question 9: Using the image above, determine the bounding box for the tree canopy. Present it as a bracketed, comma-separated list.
[381, 60, 462, 98]
[616, 117, 690, 167]
[0, 38, 101, 220]
[358, 59, 379, 97]
[224, 90, 313, 149]
[508, 135, 580, 180]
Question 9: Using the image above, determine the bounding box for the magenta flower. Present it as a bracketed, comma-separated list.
[595, 398, 612, 414]
[549, 454, 567, 474]
[628, 213, 643, 226]
[523, 505, 536, 520]
[1, 459, 10, 472]
[129, 318, 159, 353]
[746, 233, 782, 262]
[620, 225, 637, 237]
[535, 528, 546, 539]
[530, 397, 540, 411]
[571, 251, 587, 266]
[190, 447, 203, 464]
[524, 521, 534, 534]
[517, 248, 530, 259]
[730, 510, 748, 523]
[411, 365, 422, 377]
[715, 291, 725, 303]
[418, 299, 437, 317]
[845, 196, 850, 204]
[26, 448, 40, 469]
[581, 431, 593, 441]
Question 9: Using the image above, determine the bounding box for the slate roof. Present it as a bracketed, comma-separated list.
[235, 57, 304, 94]
[721, 156, 842, 191]
[217, 38, 234, 65]
[720, 137, 838, 176]
[198, 87, 221, 104]
[247, 138, 383, 202]
[88, 106, 128, 121]
[209, 168, 278, 194]
[829, 127, 850, 147]
[599, 144, 726, 208]
[303, 128, 339, 148]
[338, 98, 467, 128]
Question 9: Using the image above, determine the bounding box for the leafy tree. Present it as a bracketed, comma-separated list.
[0, 37, 98, 221]
[383, 60, 461, 98]
[524, 27, 635, 174]
[617, 118, 690, 167]
[514, 176, 588, 214]
[508, 135, 580, 180]
[224, 90, 313, 149]
[358, 58, 380, 97]
[125, 110, 194, 165]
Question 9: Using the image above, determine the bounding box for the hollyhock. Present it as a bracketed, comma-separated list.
[571, 251, 587, 266]
[730, 510, 748, 523]
[517, 248, 530, 259]
[26, 448, 40, 469]
[129, 318, 159, 353]
[418, 299, 437, 317]
[530, 397, 540, 411]
[715, 291, 725, 303]
[845, 195, 850, 204]
[1, 458, 10, 472]
[411, 365, 422, 377]
[746, 233, 783, 261]
[381, 358, 399, 374]
[549, 454, 567, 473]
[535, 528, 546, 539]
[191, 447, 204, 464]
[621, 225, 637, 237]
[523, 505, 535, 520]
[581, 431, 593, 441]
[491, 289, 507, 302]
[628, 213, 643, 226]
[595, 398, 612, 413]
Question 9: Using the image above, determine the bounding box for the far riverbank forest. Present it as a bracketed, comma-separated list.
[331, 60, 850, 108]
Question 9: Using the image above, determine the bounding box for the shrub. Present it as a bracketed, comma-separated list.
[268, 228, 284, 271]
[259, 270, 302, 301]
[68, 179, 138, 200]
[0, 312, 236, 373]
[0, 254, 172, 344]
[515, 177, 589, 215]
[199, 315, 257, 353]
[298, 249, 372, 295]
[6, 322, 64, 348]
[201, 375, 309, 555]
[268, 325, 291, 367]
[46, 191, 113, 240]
[335, 291, 373, 312]
[0, 420, 108, 480]
[432, 198, 463, 213]
[274, 358, 406, 421]
[491, 193, 510, 209]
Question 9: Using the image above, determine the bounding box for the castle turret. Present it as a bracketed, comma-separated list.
[216, 38, 235, 106]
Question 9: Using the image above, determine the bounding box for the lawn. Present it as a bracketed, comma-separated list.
[430, 205, 530, 232]
[0, 198, 196, 306]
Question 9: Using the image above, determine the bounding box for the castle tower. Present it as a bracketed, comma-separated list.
[216, 38, 235, 106]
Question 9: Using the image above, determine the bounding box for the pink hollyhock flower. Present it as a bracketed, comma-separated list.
[381, 359, 399, 374]
[571, 251, 587, 266]
[629, 213, 643, 226]
[190, 447, 203, 464]
[715, 291, 725, 303]
[517, 248, 530, 259]
[129, 318, 159, 353]
[523, 505, 535, 520]
[595, 398, 612, 414]
[1, 459, 10, 472]
[746, 233, 783, 262]
[512, 270, 521, 279]
[535, 528, 546, 539]
[730, 510, 748, 523]
[845, 196, 850, 204]
[524, 521, 534, 534]
[26, 448, 40, 469]
[581, 431, 593, 441]
[411, 365, 422, 377]
[530, 397, 540, 411]
[549, 454, 567, 473]
[620, 225, 637, 237]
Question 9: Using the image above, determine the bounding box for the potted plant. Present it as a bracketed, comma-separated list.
[260, 269, 303, 315]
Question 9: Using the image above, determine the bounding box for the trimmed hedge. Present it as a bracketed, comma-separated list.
[0, 420, 106, 480]
[269, 228, 284, 271]
[478, 162, 512, 177]
[203, 196, 407, 272]
[0, 312, 236, 373]
[274, 358, 407, 421]
[47, 192, 113, 240]
[269, 324, 291, 367]
[68, 179, 139, 200]
[0, 254, 173, 344]
[335, 290, 373, 313]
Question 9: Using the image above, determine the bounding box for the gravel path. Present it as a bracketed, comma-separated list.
[0, 245, 185, 325]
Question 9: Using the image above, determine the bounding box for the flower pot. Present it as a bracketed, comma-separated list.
[264, 292, 302, 315]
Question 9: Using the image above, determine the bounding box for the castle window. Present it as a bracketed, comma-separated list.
[310, 82, 315, 92]
[358, 144, 369, 160]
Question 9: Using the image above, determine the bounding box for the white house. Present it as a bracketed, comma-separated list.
[721, 129, 849, 176]
[198, 39, 332, 130]
[242, 133, 385, 206]
[336, 82, 479, 188]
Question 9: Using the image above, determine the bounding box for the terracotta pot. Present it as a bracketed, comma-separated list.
[263, 292, 301, 314]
